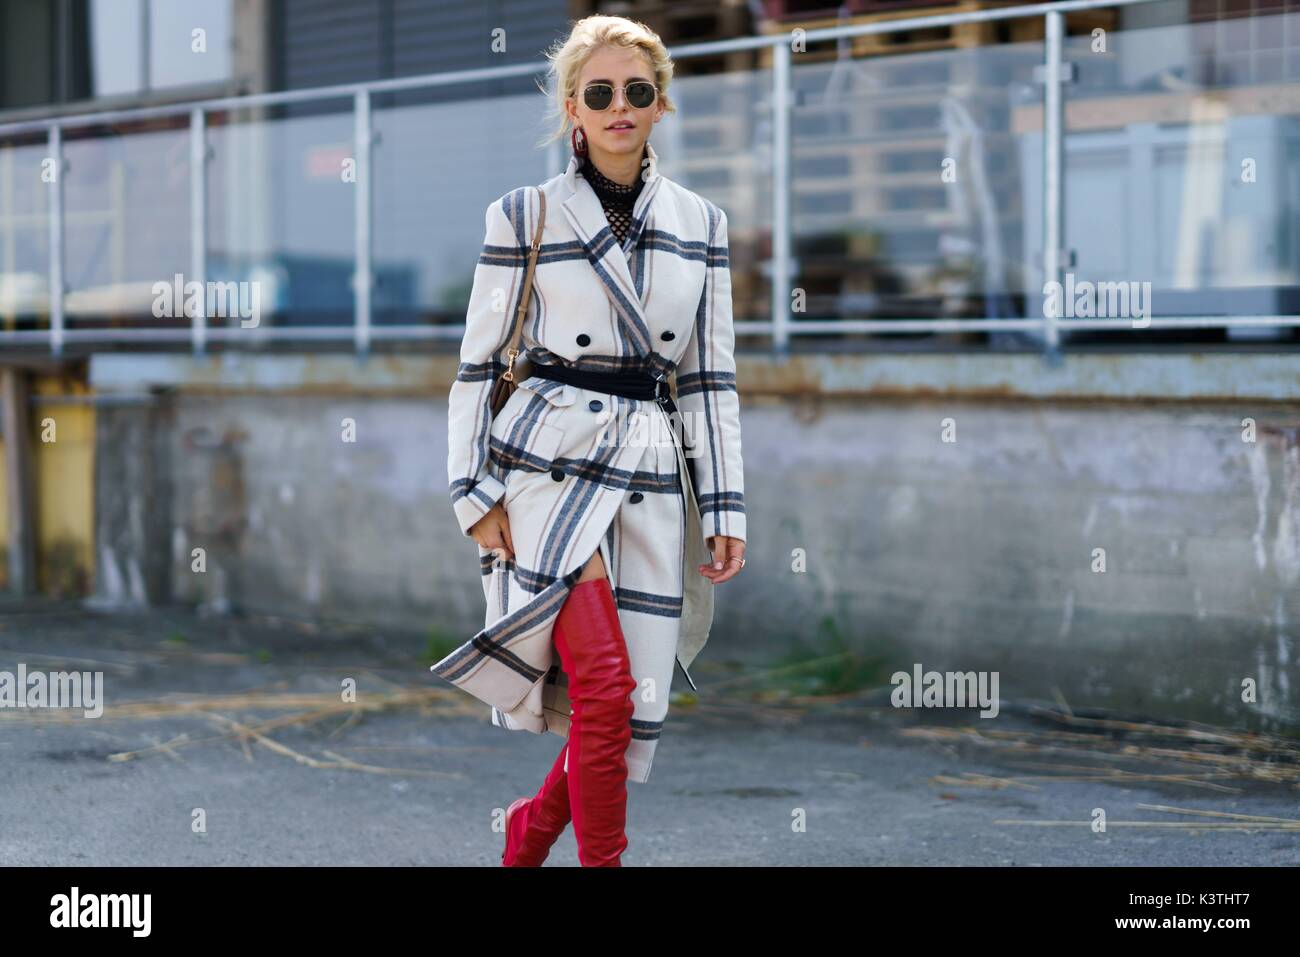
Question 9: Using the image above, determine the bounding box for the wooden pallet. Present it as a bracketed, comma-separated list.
[755, 0, 1125, 69]
[1006, 7, 1118, 43]
[680, 129, 1021, 221]
[1008, 81, 1300, 134]
[757, 0, 1020, 67]
[761, 0, 983, 22]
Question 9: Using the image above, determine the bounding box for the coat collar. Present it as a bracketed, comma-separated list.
[560, 139, 663, 356]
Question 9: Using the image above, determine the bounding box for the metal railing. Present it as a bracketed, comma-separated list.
[0, 0, 1295, 359]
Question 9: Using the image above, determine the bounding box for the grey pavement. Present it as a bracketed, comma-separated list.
[2, 598, 1297, 866]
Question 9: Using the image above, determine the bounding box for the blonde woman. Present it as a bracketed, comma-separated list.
[431, 14, 746, 867]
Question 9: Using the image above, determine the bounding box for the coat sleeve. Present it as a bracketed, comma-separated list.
[675, 203, 747, 544]
[447, 190, 531, 537]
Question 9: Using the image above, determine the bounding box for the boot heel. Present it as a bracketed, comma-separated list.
[502, 728, 572, 864]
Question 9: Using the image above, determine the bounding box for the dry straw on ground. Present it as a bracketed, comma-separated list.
[908, 705, 1300, 831]
[0, 683, 480, 778]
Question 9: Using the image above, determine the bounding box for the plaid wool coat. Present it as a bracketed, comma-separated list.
[430, 140, 746, 783]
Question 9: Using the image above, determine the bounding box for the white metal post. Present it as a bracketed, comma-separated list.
[354, 89, 373, 356]
[47, 125, 65, 357]
[190, 108, 208, 356]
[1042, 10, 1065, 356]
[772, 41, 792, 356]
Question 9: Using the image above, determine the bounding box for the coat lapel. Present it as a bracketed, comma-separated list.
[559, 140, 663, 357]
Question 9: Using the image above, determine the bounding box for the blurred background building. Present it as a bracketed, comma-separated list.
[1, 0, 1297, 727]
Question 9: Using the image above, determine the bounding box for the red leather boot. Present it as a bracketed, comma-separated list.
[551, 577, 637, 867]
[502, 741, 571, 866]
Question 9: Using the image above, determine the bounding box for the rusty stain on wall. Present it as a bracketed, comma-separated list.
[0, 371, 96, 595]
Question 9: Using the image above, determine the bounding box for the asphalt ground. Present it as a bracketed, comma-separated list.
[2, 598, 1297, 866]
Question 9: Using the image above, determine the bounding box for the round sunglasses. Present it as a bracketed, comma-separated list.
[581, 81, 658, 111]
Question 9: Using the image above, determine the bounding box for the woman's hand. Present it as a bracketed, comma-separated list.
[469, 502, 514, 563]
[699, 535, 745, 584]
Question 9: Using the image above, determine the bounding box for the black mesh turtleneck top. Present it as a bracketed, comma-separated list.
[577, 151, 647, 246]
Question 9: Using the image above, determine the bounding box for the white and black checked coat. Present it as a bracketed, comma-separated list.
[431, 141, 746, 783]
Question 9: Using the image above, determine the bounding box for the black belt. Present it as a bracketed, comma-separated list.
[528, 362, 697, 494]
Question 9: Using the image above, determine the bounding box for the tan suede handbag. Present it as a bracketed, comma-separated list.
[488, 188, 546, 417]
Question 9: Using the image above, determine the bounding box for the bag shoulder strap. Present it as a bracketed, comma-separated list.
[501, 186, 546, 383]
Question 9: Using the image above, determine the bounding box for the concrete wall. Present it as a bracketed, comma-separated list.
[730, 395, 1300, 730]
[91, 395, 172, 610]
[87, 352, 1300, 730]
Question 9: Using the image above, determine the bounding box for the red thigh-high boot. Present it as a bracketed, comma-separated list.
[502, 618, 582, 866]
[551, 577, 637, 866]
[502, 740, 571, 866]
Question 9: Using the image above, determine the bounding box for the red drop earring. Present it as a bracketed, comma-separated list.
[571, 125, 588, 158]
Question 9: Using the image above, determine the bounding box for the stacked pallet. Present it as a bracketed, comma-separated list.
[756, 1, 1118, 67]
[758, 0, 1002, 68]
[577, 1, 1122, 320]
[1004, 6, 1117, 43]
[749, 2, 1066, 318]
